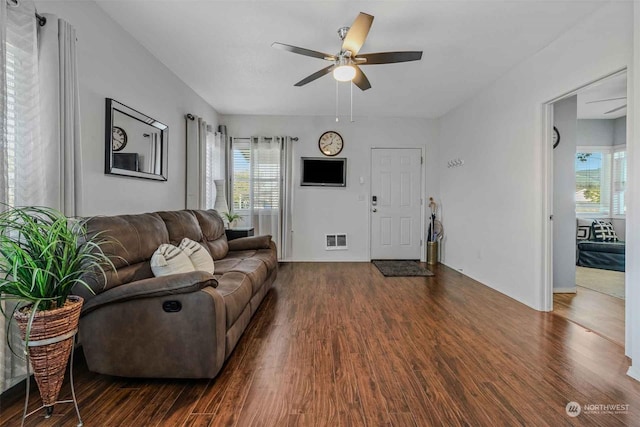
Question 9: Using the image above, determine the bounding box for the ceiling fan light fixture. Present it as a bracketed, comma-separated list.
[333, 64, 356, 82]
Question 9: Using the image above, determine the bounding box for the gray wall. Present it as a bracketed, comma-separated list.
[35, 1, 219, 216]
[221, 115, 439, 262]
[577, 119, 614, 146]
[553, 96, 577, 291]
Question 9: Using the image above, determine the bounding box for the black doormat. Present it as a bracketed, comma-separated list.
[371, 260, 434, 277]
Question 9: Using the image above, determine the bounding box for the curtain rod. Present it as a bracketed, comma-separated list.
[35, 12, 46, 26]
[233, 137, 299, 142]
[5, 0, 46, 26]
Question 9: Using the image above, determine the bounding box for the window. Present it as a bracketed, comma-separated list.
[5, 34, 18, 206]
[575, 146, 626, 217]
[230, 138, 282, 226]
[231, 141, 251, 213]
[612, 148, 627, 215]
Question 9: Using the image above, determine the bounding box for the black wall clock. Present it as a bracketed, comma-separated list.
[552, 126, 560, 149]
[112, 126, 128, 151]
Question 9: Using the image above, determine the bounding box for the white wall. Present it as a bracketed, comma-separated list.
[35, 1, 219, 216]
[577, 119, 614, 146]
[220, 115, 439, 261]
[438, 2, 632, 310]
[553, 96, 577, 292]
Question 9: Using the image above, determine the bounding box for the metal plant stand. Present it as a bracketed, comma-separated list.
[20, 328, 83, 427]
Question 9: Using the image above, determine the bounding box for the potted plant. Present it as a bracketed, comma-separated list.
[0, 206, 113, 410]
[222, 212, 243, 229]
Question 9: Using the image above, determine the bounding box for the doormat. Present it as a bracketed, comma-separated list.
[371, 260, 434, 277]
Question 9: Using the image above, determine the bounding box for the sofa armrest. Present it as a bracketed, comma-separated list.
[81, 271, 217, 316]
[228, 234, 272, 251]
[78, 270, 227, 379]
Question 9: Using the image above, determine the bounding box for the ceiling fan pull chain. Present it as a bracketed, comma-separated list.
[336, 79, 339, 122]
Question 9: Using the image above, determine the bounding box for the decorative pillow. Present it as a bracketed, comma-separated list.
[179, 238, 215, 273]
[592, 220, 619, 242]
[576, 225, 591, 240]
[150, 244, 196, 277]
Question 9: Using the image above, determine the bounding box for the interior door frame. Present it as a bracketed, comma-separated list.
[368, 146, 426, 262]
[541, 67, 629, 346]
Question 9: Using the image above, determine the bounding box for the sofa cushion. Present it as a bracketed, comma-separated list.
[86, 213, 169, 269]
[216, 272, 253, 328]
[213, 258, 242, 274]
[227, 235, 272, 251]
[157, 210, 204, 245]
[150, 244, 196, 277]
[191, 210, 229, 260]
[592, 219, 619, 242]
[577, 240, 625, 254]
[180, 238, 215, 273]
[227, 258, 269, 294]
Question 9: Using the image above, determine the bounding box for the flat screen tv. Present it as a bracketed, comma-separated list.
[301, 157, 347, 187]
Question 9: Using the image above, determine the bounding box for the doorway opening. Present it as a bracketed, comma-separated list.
[549, 70, 627, 346]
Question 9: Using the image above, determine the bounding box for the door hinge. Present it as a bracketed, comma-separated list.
[420, 239, 423, 246]
[421, 156, 423, 165]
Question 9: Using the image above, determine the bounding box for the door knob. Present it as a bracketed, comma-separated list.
[372, 208, 377, 212]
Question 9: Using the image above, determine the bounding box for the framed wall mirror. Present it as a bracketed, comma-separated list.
[105, 98, 168, 181]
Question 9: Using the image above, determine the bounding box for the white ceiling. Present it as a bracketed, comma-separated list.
[96, 0, 607, 118]
[577, 72, 627, 119]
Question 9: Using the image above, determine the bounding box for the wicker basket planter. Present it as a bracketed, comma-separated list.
[13, 296, 83, 407]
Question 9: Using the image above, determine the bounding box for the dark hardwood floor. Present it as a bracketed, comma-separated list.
[1, 262, 639, 426]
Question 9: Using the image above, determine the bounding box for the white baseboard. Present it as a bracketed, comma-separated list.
[627, 365, 640, 382]
[553, 287, 577, 294]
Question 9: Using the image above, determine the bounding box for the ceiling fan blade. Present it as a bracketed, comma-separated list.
[352, 65, 371, 91]
[586, 96, 627, 104]
[604, 105, 627, 114]
[294, 65, 336, 87]
[342, 12, 374, 56]
[357, 51, 423, 65]
[272, 42, 335, 61]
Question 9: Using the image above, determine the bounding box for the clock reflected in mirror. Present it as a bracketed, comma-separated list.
[112, 126, 127, 151]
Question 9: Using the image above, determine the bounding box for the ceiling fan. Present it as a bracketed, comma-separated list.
[586, 96, 627, 115]
[272, 12, 423, 91]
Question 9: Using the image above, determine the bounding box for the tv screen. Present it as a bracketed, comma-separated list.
[301, 157, 347, 187]
[113, 153, 139, 172]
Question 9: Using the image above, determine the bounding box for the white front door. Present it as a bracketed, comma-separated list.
[370, 148, 422, 259]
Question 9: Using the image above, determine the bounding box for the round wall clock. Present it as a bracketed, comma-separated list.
[112, 126, 128, 151]
[553, 126, 560, 149]
[318, 131, 343, 156]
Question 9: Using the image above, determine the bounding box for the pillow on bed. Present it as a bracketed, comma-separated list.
[592, 220, 619, 242]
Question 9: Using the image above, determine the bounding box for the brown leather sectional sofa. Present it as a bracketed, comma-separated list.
[74, 209, 277, 379]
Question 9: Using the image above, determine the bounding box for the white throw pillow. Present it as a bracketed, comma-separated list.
[150, 244, 196, 277]
[179, 238, 215, 274]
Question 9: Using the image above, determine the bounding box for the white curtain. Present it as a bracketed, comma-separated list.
[38, 14, 82, 216]
[1, 0, 40, 393]
[205, 132, 224, 209]
[1, 3, 82, 393]
[186, 115, 219, 209]
[249, 136, 294, 259]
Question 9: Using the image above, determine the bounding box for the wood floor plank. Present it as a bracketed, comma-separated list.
[2, 262, 639, 426]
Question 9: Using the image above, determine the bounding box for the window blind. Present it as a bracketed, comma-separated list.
[232, 142, 251, 211]
[612, 149, 627, 216]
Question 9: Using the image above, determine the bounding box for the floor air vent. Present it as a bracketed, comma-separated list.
[326, 234, 348, 250]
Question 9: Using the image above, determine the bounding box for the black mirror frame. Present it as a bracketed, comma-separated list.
[105, 98, 169, 181]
